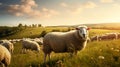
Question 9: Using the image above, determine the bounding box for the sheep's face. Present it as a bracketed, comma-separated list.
[76, 26, 90, 40]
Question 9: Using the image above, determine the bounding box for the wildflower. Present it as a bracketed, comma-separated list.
[56, 60, 63, 67]
[98, 56, 104, 60]
[114, 49, 119, 52]
[111, 48, 114, 50]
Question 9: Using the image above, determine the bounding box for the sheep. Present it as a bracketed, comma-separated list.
[31, 38, 43, 45]
[117, 33, 120, 39]
[90, 35, 100, 41]
[105, 33, 117, 40]
[0, 40, 14, 54]
[99, 33, 117, 41]
[22, 39, 40, 53]
[43, 26, 90, 62]
[0, 45, 11, 67]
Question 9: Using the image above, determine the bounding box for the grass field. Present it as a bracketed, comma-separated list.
[1, 27, 120, 67]
[10, 39, 120, 67]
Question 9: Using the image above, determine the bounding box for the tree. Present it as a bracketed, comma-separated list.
[38, 24, 42, 27]
[18, 23, 23, 27]
[24, 24, 28, 28]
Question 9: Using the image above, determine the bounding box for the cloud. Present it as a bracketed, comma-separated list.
[60, 2, 68, 7]
[0, 3, 2, 6]
[8, 0, 59, 18]
[100, 0, 114, 3]
[8, 0, 41, 17]
[82, 1, 97, 8]
[42, 8, 59, 18]
[60, 1, 97, 15]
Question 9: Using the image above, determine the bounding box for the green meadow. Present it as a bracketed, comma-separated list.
[1, 25, 120, 67]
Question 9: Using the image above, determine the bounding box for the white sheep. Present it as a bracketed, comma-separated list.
[105, 33, 118, 40]
[117, 33, 120, 39]
[31, 38, 43, 45]
[22, 39, 40, 53]
[99, 33, 117, 41]
[0, 40, 14, 54]
[0, 45, 11, 67]
[43, 26, 90, 62]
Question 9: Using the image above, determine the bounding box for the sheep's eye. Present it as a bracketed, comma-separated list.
[79, 30, 82, 32]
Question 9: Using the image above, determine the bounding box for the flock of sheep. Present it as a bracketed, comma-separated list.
[0, 38, 43, 67]
[2, 25, 114, 67]
[90, 33, 120, 41]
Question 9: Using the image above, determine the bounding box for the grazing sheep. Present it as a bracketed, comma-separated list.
[22, 39, 40, 53]
[99, 33, 117, 41]
[0, 45, 11, 67]
[105, 33, 117, 40]
[117, 33, 120, 39]
[0, 40, 14, 54]
[90, 35, 100, 41]
[31, 38, 43, 45]
[43, 26, 90, 62]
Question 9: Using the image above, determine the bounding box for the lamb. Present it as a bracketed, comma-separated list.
[22, 39, 40, 53]
[43, 26, 90, 62]
[0, 40, 14, 54]
[0, 45, 11, 67]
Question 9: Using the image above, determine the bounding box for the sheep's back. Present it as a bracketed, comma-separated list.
[43, 31, 80, 52]
[43, 32, 70, 52]
[0, 45, 11, 65]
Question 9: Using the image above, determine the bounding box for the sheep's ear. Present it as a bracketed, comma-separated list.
[76, 28, 79, 30]
[87, 27, 90, 30]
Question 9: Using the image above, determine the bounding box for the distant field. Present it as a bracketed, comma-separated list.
[1, 26, 120, 39]
[0, 27, 69, 39]
[1, 26, 120, 67]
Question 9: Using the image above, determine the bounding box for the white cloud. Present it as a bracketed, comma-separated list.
[42, 8, 59, 18]
[60, 2, 68, 7]
[82, 1, 97, 8]
[100, 0, 114, 3]
[8, 0, 59, 18]
[60, 1, 97, 15]
[8, 0, 41, 17]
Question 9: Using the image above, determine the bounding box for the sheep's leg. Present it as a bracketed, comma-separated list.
[70, 53, 73, 57]
[1, 59, 8, 67]
[0, 62, 5, 67]
[21, 48, 25, 54]
[48, 53, 51, 61]
[44, 53, 47, 63]
[74, 51, 77, 55]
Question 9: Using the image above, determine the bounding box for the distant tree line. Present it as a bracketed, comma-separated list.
[18, 23, 42, 28]
[0, 26, 22, 37]
[0, 23, 42, 38]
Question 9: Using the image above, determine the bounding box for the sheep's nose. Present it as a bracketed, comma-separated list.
[83, 34, 86, 38]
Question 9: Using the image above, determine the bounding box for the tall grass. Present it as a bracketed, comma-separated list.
[1, 27, 120, 67]
[9, 39, 120, 67]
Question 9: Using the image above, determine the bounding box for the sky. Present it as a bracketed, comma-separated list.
[0, 0, 120, 26]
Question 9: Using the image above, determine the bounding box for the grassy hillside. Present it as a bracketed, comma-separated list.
[1, 27, 69, 39]
[9, 39, 120, 67]
[1, 24, 120, 67]
[6, 28, 120, 67]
